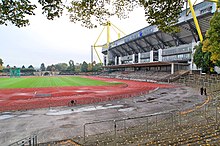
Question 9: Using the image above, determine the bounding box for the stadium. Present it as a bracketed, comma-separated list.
[0, 1, 220, 146]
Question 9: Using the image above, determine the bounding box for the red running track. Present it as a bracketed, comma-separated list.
[0, 76, 174, 112]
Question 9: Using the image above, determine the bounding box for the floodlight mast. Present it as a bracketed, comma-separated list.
[91, 21, 125, 64]
[187, 0, 204, 42]
[187, 0, 219, 43]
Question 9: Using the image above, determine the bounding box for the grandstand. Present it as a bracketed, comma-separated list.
[3, 1, 220, 146]
[102, 1, 216, 75]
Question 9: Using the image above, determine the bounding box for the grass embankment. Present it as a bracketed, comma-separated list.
[0, 76, 120, 89]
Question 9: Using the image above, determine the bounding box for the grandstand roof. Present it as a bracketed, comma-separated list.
[102, 1, 215, 56]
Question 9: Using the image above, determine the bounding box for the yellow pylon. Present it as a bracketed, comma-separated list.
[92, 21, 125, 64]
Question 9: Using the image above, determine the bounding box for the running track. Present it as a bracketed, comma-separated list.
[0, 76, 173, 112]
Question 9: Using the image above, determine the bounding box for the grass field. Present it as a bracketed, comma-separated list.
[0, 76, 119, 89]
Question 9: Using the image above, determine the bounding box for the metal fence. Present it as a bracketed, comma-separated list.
[8, 135, 37, 146]
[81, 95, 220, 145]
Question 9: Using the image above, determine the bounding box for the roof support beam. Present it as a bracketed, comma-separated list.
[171, 33, 187, 46]
[115, 48, 124, 56]
[126, 43, 139, 54]
[186, 21, 198, 42]
[111, 49, 120, 57]
[142, 37, 155, 50]
[155, 33, 167, 48]
[133, 40, 146, 52]
[120, 45, 131, 55]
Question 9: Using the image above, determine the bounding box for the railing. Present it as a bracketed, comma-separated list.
[81, 95, 219, 145]
[9, 135, 37, 146]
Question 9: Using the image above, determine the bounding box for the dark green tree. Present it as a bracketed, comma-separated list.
[22, 65, 25, 69]
[193, 43, 215, 73]
[93, 63, 102, 72]
[46, 65, 52, 71]
[81, 61, 88, 72]
[67, 60, 75, 72]
[40, 63, 46, 71]
[0, 58, 3, 66]
[54, 63, 68, 71]
[1, 0, 184, 32]
[0, 58, 3, 72]
[28, 65, 34, 69]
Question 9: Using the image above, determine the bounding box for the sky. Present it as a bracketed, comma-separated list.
[0, 0, 203, 68]
[0, 2, 147, 68]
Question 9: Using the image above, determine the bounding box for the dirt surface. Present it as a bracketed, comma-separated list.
[0, 82, 206, 145]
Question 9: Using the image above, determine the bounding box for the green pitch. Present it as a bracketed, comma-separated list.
[0, 76, 119, 89]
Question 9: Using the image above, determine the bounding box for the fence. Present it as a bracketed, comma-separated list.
[8, 135, 37, 146]
[80, 94, 220, 145]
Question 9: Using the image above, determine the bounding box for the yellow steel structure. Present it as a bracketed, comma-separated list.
[187, 0, 220, 43]
[187, 0, 204, 42]
[92, 21, 125, 64]
[92, 0, 219, 64]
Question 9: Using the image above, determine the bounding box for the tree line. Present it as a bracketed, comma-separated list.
[0, 59, 102, 75]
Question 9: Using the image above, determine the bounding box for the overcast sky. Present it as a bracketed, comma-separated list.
[0, 0, 203, 68]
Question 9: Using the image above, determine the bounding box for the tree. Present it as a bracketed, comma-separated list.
[193, 43, 215, 73]
[0, 58, 3, 66]
[28, 65, 34, 69]
[22, 65, 25, 69]
[0, 0, 183, 32]
[54, 63, 68, 71]
[93, 63, 102, 72]
[81, 61, 88, 72]
[0, 58, 3, 72]
[202, 12, 220, 64]
[40, 63, 46, 71]
[46, 65, 52, 71]
[67, 60, 75, 72]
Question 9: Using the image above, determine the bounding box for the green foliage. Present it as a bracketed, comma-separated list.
[40, 63, 46, 71]
[0, 58, 3, 71]
[0, 0, 36, 27]
[140, 0, 183, 32]
[193, 43, 214, 73]
[81, 61, 88, 72]
[92, 63, 102, 72]
[46, 64, 55, 71]
[202, 12, 220, 64]
[28, 65, 34, 69]
[38, 0, 63, 20]
[67, 0, 183, 32]
[54, 63, 68, 71]
[0, 58, 3, 65]
[1, 0, 183, 33]
[67, 60, 75, 72]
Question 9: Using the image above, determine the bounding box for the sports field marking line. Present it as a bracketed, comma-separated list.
[180, 95, 211, 115]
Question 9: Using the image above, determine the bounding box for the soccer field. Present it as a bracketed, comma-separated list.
[0, 76, 119, 89]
